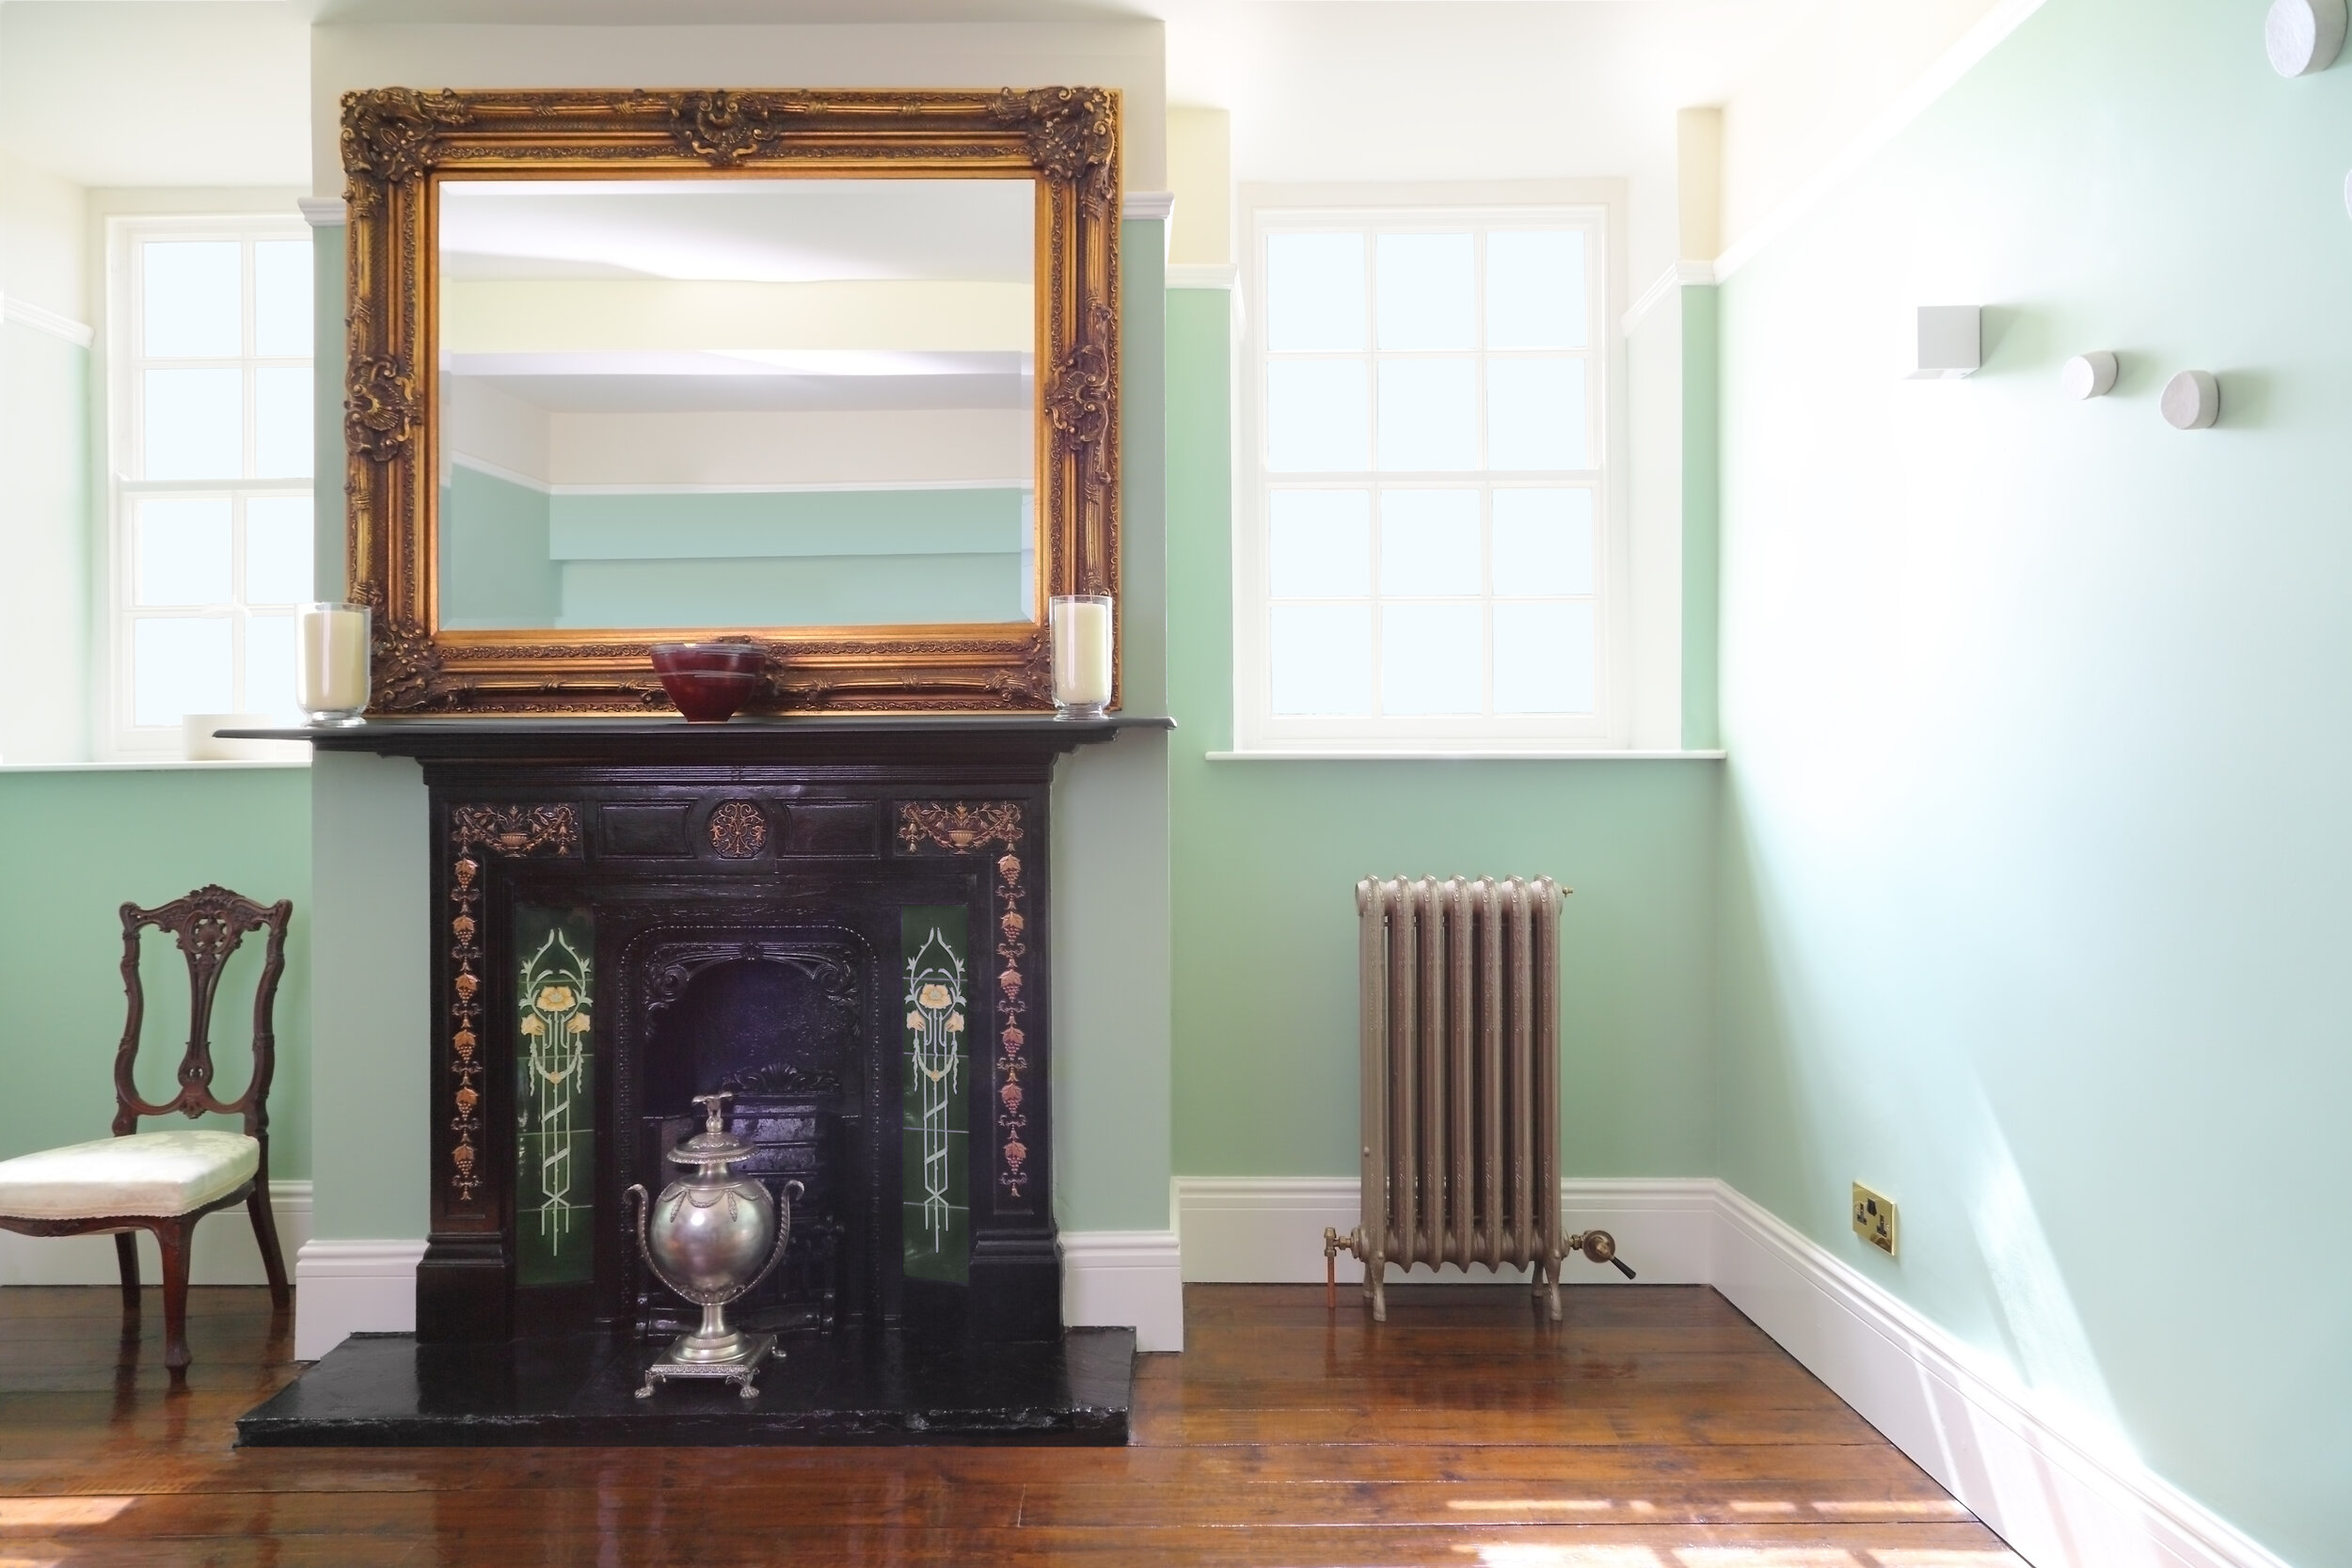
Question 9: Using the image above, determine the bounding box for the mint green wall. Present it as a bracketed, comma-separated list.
[1166, 287, 1722, 1180]
[1051, 219, 1172, 1232]
[440, 472, 1031, 629]
[437, 467, 557, 628]
[560, 552, 1024, 630]
[307, 752, 427, 1240]
[1714, 1, 2351, 1560]
[0, 769, 313, 1180]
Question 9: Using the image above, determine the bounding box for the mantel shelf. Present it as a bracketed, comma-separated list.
[217, 715, 1173, 765]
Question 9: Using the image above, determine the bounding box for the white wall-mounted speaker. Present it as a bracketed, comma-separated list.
[2161, 370, 2221, 431]
[2061, 352, 2119, 400]
[1908, 306, 1981, 380]
[2267, 0, 2346, 75]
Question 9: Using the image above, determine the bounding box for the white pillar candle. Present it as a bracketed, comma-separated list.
[297, 602, 373, 724]
[1050, 594, 1115, 717]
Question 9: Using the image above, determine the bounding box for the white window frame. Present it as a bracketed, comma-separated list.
[102, 213, 312, 758]
[1233, 182, 1630, 756]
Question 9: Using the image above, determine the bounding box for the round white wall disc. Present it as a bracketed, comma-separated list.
[2061, 352, 2118, 400]
[2267, 0, 2347, 76]
[2161, 370, 2220, 430]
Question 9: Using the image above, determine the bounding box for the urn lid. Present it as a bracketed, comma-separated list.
[669, 1092, 755, 1170]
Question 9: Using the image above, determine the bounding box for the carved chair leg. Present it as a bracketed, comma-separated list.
[113, 1231, 140, 1314]
[153, 1219, 196, 1373]
[246, 1183, 291, 1309]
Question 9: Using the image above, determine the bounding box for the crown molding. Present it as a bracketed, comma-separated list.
[1122, 190, 1175, 223]
[1166, 262, 1237, 290]
[297, 197, 349, 229]
[1621, 260, 1717, 337]
[0, 293, 95, 349]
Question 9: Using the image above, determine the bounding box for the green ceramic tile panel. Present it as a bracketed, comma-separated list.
[900, 904, 971, 1286]
[514, 904, 596, 1287]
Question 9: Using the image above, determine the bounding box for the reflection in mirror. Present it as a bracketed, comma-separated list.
[435, 178, 1037, 632]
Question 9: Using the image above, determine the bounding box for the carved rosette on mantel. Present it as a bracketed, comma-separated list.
[895, 802, 1035, 1208]
[337, 86, 1121, 718]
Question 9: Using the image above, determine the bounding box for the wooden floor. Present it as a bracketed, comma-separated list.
[0, 1281, 2021, 1566]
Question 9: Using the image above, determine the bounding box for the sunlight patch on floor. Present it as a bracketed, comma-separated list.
[0, 1496, 135, 1530]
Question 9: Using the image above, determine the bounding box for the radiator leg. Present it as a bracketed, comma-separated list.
[1544, 1258, 1562, 1322]
[1371, 1271, 1387, 1323]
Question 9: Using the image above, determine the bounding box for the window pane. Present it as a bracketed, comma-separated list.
[1377, 358, 1478, 470]
[1375, 233, 1474, 351]
[1270, 490, 1371, 598]
[1381, 603, 1482, 715]
[1268, 233, 1365, 352]
[135, 498, 231, 606]
[1494, 600, 1595, 714]
[1379, 489, 1480, 596]
[1270, 604, 1373, 714]
[132, 616, 233, 726]
[254, 367, 313, 478]
[244, 612, 301, 721]
[142, 242, 242, 358]
[1487, 231, 1586, 350]
[1486, 356, 1586, 470]
[254, 240, 312, 357]
[143, 367, 244, 479]
[1492, 488, 1594, 596]
[1267, 359, 1369, 472]
[245, 497, 315, 604]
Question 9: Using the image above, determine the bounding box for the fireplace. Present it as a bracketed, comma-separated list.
[240, 718, 1155, 1446]
[404, 720, 1153, 1353]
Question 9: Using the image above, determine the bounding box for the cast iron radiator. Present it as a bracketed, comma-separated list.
[1325, 877, 1633, 1321]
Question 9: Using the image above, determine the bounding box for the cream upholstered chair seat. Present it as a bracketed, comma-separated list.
[0, 1132, 260, 1222]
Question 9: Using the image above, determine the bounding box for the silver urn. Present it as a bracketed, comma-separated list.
[625, 1091, 802, 1399]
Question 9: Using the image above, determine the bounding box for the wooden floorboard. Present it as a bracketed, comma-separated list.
[0, 1281, 2020, 1566]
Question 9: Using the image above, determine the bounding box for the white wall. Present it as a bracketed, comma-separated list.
[1718, 0, 2036, 263]
[548, 408, 1029, 490]
[0, 151, 90, 765]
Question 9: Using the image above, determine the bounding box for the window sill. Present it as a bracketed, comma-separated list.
[0, 758, 310, 774]
[1204, 749, 1726, 763]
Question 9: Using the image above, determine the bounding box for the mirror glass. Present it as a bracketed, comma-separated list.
[434, 178, 1037, 632]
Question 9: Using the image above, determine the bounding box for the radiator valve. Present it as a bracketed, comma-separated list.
[1568, 1228, 1638, 1279]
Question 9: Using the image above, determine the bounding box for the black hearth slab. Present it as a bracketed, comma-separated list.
[235, 1327, 1134, 1448]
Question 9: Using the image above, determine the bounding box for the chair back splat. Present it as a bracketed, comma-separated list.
[110, 885, 292, 1139]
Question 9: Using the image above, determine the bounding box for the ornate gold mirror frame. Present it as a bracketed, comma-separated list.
[340, 87, 1120, 716]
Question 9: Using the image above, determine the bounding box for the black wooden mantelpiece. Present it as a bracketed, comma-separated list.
[240, 717, 1168, 1354]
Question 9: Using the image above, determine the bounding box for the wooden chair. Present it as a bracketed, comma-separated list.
[0, 886, 293, 1372]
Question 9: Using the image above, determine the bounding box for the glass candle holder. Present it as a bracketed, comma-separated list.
[1049, 594, 1115, 721]
[296, 602, 372, 726]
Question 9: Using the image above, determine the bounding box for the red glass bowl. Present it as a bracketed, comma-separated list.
[651, 643, 766, 723]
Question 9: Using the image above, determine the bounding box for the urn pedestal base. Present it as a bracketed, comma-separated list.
[636, 1331, 776, 1401]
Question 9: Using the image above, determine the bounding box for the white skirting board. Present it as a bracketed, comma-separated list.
[293, 1239, 427, 1360]
[0, 1180, 311, 1287]
[282, 1230, 1188, 1360]
[1175, 1175, 1719, 1287]
[1059, 1229, 1183, 1353]
[1175, 1176, 2288, 1568]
